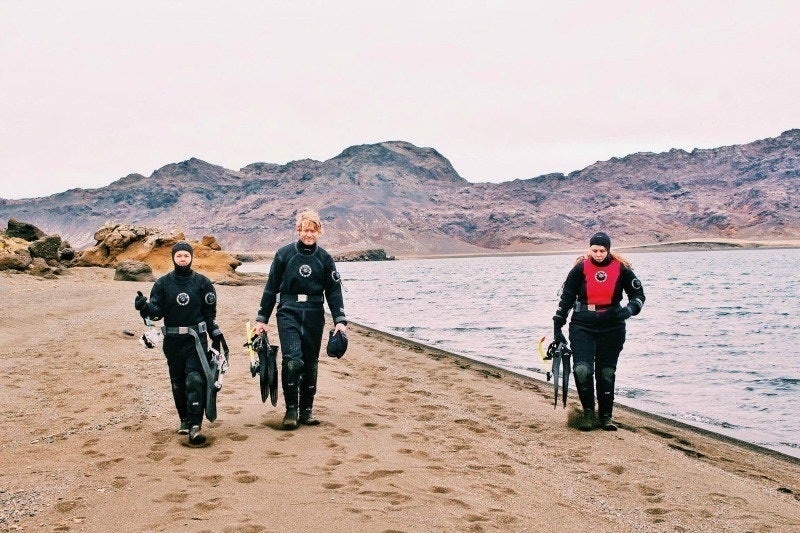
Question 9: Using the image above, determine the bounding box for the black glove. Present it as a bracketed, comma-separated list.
[553, 325, 567, 347]
[134, 291, 148, 310]
[614, 305, 633, 321]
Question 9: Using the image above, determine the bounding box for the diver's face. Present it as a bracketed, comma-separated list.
[173, 250, 192, 266]
[589, 245, 608, 263]
[298, 224, 319, 246]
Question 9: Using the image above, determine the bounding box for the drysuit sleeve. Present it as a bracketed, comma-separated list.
[553, 263, 582, 327]
[146, 277, 166, 321]
[621, 267, 645, 315]
[323, 254, 347, 325]
[256, 251, 284, 323]
[199, 275, 221, 337]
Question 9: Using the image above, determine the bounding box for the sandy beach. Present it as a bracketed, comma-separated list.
[1, 267, 798, 532]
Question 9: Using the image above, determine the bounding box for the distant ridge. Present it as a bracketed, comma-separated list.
[1, 133, 799, 255]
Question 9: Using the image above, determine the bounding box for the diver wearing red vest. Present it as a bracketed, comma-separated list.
[552, 232, 645, 431]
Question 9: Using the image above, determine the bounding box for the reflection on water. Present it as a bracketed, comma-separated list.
[240, 248, 800, 458]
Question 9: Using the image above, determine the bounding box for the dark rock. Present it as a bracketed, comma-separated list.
[5, 219, 46, 241]
[59, 247, 76, 261]
[334, 249, 394, 262]
[27, 257, 59, 278]
[28, 235, 62, 261]
[114, 259, 156, 282]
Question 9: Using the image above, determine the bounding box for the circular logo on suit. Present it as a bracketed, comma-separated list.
[332, 271, 341, 283]
[595, 271, 607, 283]
[204, 292, 216, 305]
[299, 264, 312, 277]
[176, 292, 190, 305]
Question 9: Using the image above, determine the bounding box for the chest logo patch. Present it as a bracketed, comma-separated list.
[176, 292, 190, 306]
[299, 264, 312, 278]
[594, 271, 607, 283]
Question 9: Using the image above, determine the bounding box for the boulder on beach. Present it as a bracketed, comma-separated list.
[1, 219, 73, 275]
[4, 218, 46, 242]
[114, 259, 156, 282]
[77, 222, 243, 283]
[333, 248, 395, 262]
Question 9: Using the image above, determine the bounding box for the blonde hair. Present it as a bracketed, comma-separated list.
[295, 209, 323, 233]
[574, 251, 632, 269]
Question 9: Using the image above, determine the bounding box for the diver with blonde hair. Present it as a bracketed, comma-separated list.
[253, 209, 347, 428]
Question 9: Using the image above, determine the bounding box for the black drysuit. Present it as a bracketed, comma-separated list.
[256, 241, 346, 412]
[143, 268, 221, 426]
[553, 256, 645, 419]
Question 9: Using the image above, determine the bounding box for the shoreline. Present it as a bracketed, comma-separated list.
[349, 320, 800, 465]
[393, 238, 800, 260]
[2, 268, 799, 531]
[233, 238, 800, 263]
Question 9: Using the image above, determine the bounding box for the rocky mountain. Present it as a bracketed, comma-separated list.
[1, 132, 799, 255]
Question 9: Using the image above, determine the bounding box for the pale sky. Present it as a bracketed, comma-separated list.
[1, 1, 798, 199]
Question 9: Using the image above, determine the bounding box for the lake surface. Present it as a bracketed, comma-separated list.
[239, 248, 800, 458]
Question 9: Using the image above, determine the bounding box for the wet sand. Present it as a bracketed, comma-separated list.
[1, 267, 798, 532]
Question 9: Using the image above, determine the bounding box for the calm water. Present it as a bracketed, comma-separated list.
[240, 249, 800, 458]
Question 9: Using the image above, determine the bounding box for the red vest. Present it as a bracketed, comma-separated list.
[583, 258, 621, 305]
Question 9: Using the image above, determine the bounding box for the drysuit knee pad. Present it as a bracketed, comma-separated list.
[186, 371, 205, 392]
[574, 363, 592, 384]
[600, 367, 616, 384]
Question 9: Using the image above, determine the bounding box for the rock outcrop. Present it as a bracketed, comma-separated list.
[0, 219, 75, 277]
[334, 249, 395, 262]
[77, 222, 242, 283]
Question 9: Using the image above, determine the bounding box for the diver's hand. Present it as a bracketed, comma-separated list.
[553, 326, 567, 347]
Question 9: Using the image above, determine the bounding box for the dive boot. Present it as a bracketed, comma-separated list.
[579, 409, 597, 432]
[299, 408, 320, 426]
[189, 425, 206, 444]
[599, 415, 617, 431]
[283, 406, 299, 429]
[282, 359, 302, 430]
[178, 419, 190, 435]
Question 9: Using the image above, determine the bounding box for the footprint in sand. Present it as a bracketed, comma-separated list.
[234, 470, 259, 483]
[146, 451, 169, 461]
[55, 498, 85, 513]
[157, 490, 188, 503]
[211, 450, 233, 462]
[111, 476, 129, 489]
[201, 474, 223, 485]
[194, 497, 224, 512]
[454, 418, 488, 434]
[96, 457, 124, 469]
[358, 490, 411, 505]
[606, 464, 625, 475]
[227, 432, 249, 442]
[362, 469, 403, 480]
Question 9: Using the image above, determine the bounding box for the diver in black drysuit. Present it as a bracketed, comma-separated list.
[135, 241, 224, 444]
[553, 232, 646, 431]
[255, 240, 347, 429]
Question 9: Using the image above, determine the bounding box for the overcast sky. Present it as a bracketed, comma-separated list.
[1, 1, 798, 199]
